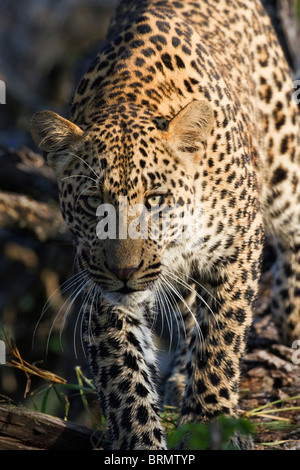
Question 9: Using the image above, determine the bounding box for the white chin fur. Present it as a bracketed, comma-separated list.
[104, 289, 152, 309]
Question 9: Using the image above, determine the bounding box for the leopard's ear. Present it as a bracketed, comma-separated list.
[30, 110, 85, 173]
[165, 100, 214, 158]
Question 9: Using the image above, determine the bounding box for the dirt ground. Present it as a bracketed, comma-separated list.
[240, 269, 300, 449]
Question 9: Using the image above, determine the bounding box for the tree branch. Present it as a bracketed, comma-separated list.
[0, 397, 104, 450]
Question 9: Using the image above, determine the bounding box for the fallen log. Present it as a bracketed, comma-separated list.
[0, 397, 104, 450]
[0, 191, 69, 242]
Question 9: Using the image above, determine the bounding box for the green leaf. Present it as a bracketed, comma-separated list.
[41, 386, 52, 414]
[167, 416, 254, 450]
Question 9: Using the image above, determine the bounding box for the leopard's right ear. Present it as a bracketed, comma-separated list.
[30, 111, 85, 173]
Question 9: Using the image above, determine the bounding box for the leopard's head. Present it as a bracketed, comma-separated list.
[31, 100, 213, 306]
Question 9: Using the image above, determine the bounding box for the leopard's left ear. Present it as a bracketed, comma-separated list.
[165, 100, 214, 158]
[30, 110, 85, 173]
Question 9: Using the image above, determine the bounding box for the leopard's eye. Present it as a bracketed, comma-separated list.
[146, 194, 164, 209]
[81, 194, 101, 213]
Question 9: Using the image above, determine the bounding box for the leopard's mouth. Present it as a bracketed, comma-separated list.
[76, 248, 158, 305]
[116, 285, 138, 295]
[91, 273, 157, 309]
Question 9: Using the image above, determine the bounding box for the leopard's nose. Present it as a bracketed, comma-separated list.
[108, 264, 140, 281]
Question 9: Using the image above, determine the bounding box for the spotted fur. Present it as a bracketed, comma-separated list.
[31, 0, 300, 450]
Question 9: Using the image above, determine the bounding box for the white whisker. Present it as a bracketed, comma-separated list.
[67, 151, 100, 181]
[157, 278, 186, 352]
[163, 268, 221, 334]
[87, 283, 101, 345]
[160, 274, 204, 353]
[169, 264, 221, 308]
[74, 184, 99, 211]
[154, 279, 174, 352]
[32, 269, 88, 350]
[167, 282, 188, 348]
[61, 174, 99, 184]
[150, 283, 161, 333]
[74, 279, 98, 357]
[46, 275, 91, 354]
[73, 288, 90, 358]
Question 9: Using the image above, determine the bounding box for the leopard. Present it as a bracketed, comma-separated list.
[30, 0, 300, 450]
